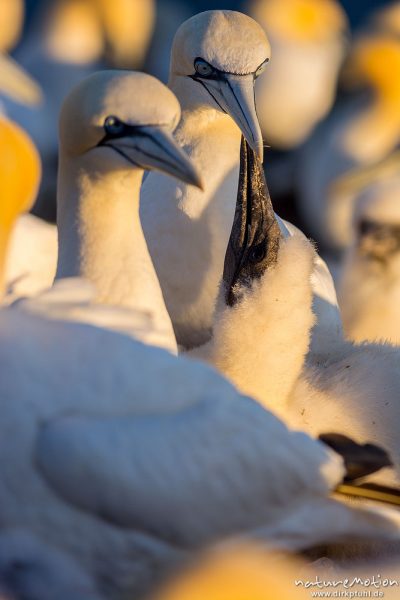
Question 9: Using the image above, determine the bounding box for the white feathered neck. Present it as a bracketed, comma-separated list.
[56, 152, 176, 352]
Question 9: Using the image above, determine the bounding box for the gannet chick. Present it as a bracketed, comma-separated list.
[55, 70, 202, 353]
[0, 117, 41, 298]
[339, 168, 400, 344]
[190, 138, 316, 410]
[141, 10, 270, 348]
[204, 141, 400, 485]
[249, 0, 348, 149]
[0, 0, 42, 106]
[0, 530, 102, 600]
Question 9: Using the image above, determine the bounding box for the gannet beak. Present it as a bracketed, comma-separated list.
[202, 73, 264, 161]
[223, 137, 280, 306]
[101, 125, 203, 189]
[0, 54, 43, 106]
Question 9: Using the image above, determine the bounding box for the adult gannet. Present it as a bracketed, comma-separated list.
[141, 10, 270, 348]
[1, 92, 400, 597]
[141, 9, 341, 350]
[203, 139, 400, 486]
[54, 70, 204, 353]
[339, 163, 400, 344]
[297, 4, 400, 252]
[248, 0, 348, 149]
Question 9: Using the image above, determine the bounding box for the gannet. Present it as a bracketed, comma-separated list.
[339, 165, 400, 344]
[203, 139, 400, 486]
[141, 9, 341, 350]
[249, 0, 348, 149]
[1, 88, 400, 597]
[297, 5, 400, 252]
[55, 70, 204, 353]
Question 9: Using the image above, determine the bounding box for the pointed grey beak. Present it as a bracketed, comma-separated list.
[102, 125, 203, 189]
[202, 73, 264, 161]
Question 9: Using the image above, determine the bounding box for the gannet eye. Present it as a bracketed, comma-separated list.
[255, 58, 269, 79]
[104, 116, 125, 136]
[248, 244, 266, 264]
[194, 58, 214, 78]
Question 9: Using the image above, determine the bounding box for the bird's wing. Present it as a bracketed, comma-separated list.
[35, 395, 343, 548]
[249, 495, 400, 551]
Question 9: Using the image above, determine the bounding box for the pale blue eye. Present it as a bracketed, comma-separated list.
[194, 58, 214, 77]
[104, 116, 125, 136]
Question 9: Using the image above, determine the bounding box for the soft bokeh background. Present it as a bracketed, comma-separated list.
[3, 0, 399, 275]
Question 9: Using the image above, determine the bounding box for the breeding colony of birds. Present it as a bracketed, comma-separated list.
[2, 0, 400, 598]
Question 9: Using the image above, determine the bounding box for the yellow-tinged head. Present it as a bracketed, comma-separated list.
[343, 35, 400, 99]
[0, 118, 41, 293]
[251, 0, 347, 43]
[150, 543, 308, 600]
[340, 35, 400, 162]
[0, 0, 24, 53]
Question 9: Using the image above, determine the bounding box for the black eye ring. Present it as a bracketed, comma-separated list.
[194, 58, 215, 79]
[104, 116, 125, 137]
[248, 244, 266, 264]
[255, 58, 270, 79]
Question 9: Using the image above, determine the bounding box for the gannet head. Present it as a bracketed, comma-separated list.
[0, 117, 40, 294]
[170, 10, 270, 160]
[59, 70, 202, 188]
[223, 137, 281, 306]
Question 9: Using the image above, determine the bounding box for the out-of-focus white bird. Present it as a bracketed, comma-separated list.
[45, 0, 155, 68]
[141, 10, 342, 351]
[338, 158, 400, 344]
[297, 3, 400, 252]
[248, 0, 348, 149]
[0, 0, 42, 106]
[0, 530, 102, 600]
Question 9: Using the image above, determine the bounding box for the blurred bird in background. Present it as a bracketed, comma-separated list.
[297, 1, 400, 257]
